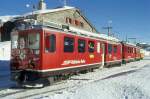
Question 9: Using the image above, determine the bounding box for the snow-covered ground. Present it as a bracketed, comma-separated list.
[30, 57, 150, 99]
[0, 61, 14, 89]
[0, 41, 13, 89]
[0, 57, 150, 99]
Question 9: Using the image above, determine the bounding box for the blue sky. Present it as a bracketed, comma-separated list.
[0, 0, 150, 43]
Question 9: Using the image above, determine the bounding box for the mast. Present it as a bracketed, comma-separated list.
[38, 0, 47, 10]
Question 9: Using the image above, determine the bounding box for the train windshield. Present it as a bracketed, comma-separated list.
[11, 32, 40, 50]
[28, 33, 40, 49]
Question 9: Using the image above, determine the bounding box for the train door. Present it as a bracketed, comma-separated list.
[77, 38, 87, 65]
[43, 32, 59, 69]
[60, 35, 77, 68]
[101, 43, 105, 67]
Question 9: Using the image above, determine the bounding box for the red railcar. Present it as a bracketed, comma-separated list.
[135, 46, 141, 60]
[10, 26, 122, 86]
[121, 42, 137, 63]
[104, 41, 122, 67]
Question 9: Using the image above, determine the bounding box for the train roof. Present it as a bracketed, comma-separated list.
[122, 41, 136, 46]
[13, 18, 120, 43]
[121, 41, 141, 49]
[42, 25, 120, 43]
[69, 26, 120, 42]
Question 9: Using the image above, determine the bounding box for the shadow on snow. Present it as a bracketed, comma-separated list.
[0, 60, 15, 89]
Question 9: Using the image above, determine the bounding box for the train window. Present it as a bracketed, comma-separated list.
[45, 34, 56, 52]
[108, 44, 112, 53]
[88, 41, 95, 53]
[28, 33, 40, 50]
[11, 33, 18, 49]
[129, 48, 131, 53]
[114, 45, 117, 53]
[64, 37, 74, 52]
[19, 37, 26, 49]
[78, 39, 86, 53]
[128, 47, 130, 53]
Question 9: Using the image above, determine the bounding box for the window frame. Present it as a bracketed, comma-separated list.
[108, 44, 112, 54]
[78, 39, 86, 53]
[88, 40, 95, 53]
[45, 34, 56, 53]
[114, 45, 117, 53]
[64, 36, 74, 53]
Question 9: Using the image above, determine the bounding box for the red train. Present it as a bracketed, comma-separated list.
[10, 25, 142, 87]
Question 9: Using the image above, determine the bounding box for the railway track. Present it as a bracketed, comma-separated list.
[18, 68, 141, 99]
[0, 59, 149, 99]
[0, 81, 68, 98]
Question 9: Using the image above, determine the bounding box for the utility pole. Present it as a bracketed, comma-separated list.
[59, 0, 70, 7]
[103, 26, 112, 36]
[103, 20, 112, 36]
[128, 37, 136, 44]
[64, 0, 67, 6]
[126, 35, 128, 42]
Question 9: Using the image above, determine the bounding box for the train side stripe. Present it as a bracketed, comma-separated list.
[26, 62, 102, 72]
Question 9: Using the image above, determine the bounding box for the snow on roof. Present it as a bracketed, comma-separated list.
[23, 6, 75, 16]
[125, 42, 136, 46]
[69, 27, 120, 42]
[0, 15, 19, 23]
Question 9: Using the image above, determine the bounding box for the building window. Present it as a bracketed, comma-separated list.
[108, 44, 112, 53]
[114, 45, 117, 53]
[66, 17, 72, 24]
[45, 34, 56, 52]
[78, 39, 86, 53]
[75, 20, 79, 26]
[88, 41, 95, 53]
[66, 17, 69, 23]
[69, 18, 72, 24]
[64, 37, 74, 52]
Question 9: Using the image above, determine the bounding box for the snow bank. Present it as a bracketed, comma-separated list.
[0, 41, 11, 60]
[0, 42, 11, 88]
[144, 51, 150, 56]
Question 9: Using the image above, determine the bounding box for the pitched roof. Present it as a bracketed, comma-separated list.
[23, 6, 98, 33]
[24, 6, 75, 16]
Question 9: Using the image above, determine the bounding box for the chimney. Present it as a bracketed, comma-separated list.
[38, 0, 47, 10]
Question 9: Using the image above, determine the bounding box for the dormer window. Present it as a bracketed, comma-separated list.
[69, 18, 72, 24]
[66, 17, 72, 24]
[66, 17, 84, 28]
[75, 20, 79, 26]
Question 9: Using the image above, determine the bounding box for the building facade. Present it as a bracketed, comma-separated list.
[0, 0, 99, 41]
[25, 6, 98, 33]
